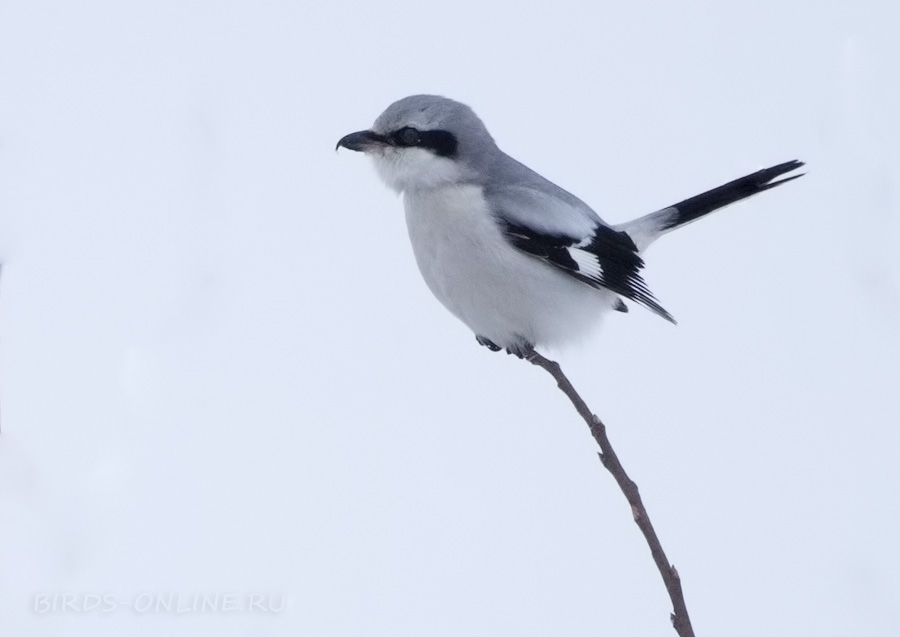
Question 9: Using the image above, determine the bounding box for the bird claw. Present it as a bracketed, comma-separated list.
[505, 342, 533, 359]
[476, 336, 534, 359]
[476, 336, 502, 352]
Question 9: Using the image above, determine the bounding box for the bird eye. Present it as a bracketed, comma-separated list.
[397, 127, 421, 146]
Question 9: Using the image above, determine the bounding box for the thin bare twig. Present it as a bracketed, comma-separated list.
[525, 347, 695, 637]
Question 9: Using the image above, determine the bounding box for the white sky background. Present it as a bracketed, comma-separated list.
[1, 0, 899, 635]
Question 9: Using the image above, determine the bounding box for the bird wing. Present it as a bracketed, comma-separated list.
[487, 185, 675, 323]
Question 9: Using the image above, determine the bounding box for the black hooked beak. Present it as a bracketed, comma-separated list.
[335, 130, 388, 152]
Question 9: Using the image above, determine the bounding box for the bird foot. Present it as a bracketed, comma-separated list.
[476, 335, 535, 359]
[505, 341, 535, 359]
[476, 335, 502, 352]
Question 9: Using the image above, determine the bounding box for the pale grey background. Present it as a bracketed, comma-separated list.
[1, 1, 898, 635]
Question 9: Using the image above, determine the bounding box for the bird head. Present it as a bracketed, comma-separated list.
[336, 95, 497, 193]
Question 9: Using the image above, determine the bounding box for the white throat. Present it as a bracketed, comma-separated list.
[369, 147, 469, 193]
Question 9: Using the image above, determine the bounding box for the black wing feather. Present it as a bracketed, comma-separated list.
[500, 220, 675, 323]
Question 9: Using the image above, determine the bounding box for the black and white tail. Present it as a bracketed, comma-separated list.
[619, 160, 805, 252]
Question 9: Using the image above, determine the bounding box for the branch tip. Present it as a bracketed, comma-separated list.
[525, 350, 696, 637]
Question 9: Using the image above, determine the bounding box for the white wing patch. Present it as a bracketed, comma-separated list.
[568, 248, 604, 280]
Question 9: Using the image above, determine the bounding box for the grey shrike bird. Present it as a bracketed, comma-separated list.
[337, 95, 803, 357]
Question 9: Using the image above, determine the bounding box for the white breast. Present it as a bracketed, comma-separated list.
[403, 184, 616, 351]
